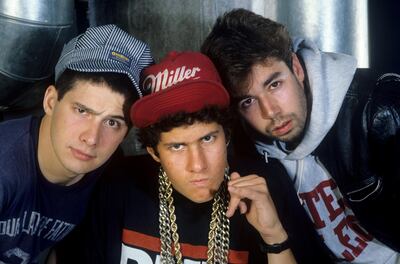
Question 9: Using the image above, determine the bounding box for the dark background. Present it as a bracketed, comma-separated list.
[368, 1, 400, 73]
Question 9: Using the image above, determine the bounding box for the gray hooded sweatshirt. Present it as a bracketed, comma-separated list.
[253, 38, 398, 263]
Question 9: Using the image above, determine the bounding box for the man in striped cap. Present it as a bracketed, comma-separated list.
[0, 24, 153, 263]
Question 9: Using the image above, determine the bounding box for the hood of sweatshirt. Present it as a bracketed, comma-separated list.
[254, 37, 357, 160]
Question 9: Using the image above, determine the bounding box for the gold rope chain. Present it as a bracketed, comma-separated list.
[158, 167, 231, 264]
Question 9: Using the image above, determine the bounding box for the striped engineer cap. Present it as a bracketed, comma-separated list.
[55, 24, 154, 98]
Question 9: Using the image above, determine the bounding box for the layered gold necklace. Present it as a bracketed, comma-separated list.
[158, 167, 230, 263]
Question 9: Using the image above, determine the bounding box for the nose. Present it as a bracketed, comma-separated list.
[259, 96, 280, 120]
[187, 146, 207, 173]
[80, 122, 101, 146]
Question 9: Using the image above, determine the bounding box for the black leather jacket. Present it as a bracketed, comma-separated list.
[314, 69, 400, 251]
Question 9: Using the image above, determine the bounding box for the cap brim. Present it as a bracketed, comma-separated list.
[130, 80, 230, 128]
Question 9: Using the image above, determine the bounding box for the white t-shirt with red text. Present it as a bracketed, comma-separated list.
[282, 154, 399, 263]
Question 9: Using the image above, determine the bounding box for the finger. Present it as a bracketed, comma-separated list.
[228, 184, 265, 202]
[239, 200, 248, 214]
[226, 189, 242, 217]
[229, 171, 241, 181]
[227, 193, 248, 216]
[229, 183, 268, 198]
[229, 175, 266, 187]
[230, 179, 268, 197]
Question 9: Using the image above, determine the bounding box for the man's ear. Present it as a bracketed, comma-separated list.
[146, 146, 161, 163]
[292, 53, 305, 84]
[43, 85, 58, 115]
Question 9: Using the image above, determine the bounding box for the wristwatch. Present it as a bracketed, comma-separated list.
[260, 237, 290, 254]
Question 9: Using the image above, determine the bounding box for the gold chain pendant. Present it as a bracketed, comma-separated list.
[158, 167, 230, 264]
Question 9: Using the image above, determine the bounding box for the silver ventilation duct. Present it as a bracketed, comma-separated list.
[260, 0, 369, 68]
[119, 0, 368, 68]
[0, 0, 76, 108]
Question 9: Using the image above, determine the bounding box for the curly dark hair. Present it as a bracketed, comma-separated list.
[201, 8, 293, 98]
[138, 106, 232, 153]
[55, 69, 137, 127]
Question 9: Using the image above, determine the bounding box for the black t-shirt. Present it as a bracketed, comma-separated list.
[62, 154, 266, 263]
[0, 116, 102, 263]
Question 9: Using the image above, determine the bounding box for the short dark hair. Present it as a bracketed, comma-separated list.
[138, 106, 232, 153]
[201, 8, 293, 97]
[55, 69, 138, 127]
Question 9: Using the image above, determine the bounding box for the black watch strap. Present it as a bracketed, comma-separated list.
[260, 237, 290, 254]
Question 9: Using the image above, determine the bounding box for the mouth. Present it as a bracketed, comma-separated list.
[190, 178, 209, 187]
[70, 147, 95, 161]
[272, 120, 292, 136]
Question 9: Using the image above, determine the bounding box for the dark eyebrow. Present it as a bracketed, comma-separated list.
[74, 103, 126, 122]
[263, 71, 282, 87]
[74, 103, 100, 115]
[162, 129, 221, 148]
[164, 142, 185, 148]
[109, 115, 126, 123]
[201, 129, 220, 139]
[233, 71, 283, 103]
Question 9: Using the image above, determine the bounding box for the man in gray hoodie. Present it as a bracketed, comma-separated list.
[202, 8, 400, 264]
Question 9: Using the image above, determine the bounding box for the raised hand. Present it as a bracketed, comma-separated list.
[226, 172, 287, 245]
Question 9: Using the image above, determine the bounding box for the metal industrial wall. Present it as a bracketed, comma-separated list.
[94, 0, 369, 67]
[0, 0, 370, 110]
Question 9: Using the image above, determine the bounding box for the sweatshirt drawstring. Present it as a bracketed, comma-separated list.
[296, 159, 304, 205]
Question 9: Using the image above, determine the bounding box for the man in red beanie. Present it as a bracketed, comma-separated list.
[62, 51, 297, 264]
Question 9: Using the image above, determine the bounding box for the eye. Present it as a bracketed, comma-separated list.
[202, 134, 215, 143]
[75, 106, 87, 115]
[270, 81, 281, 90]
[105, 119, 121, 129]
[239, 97, 255, 109]
[171, 144, 184, 151]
